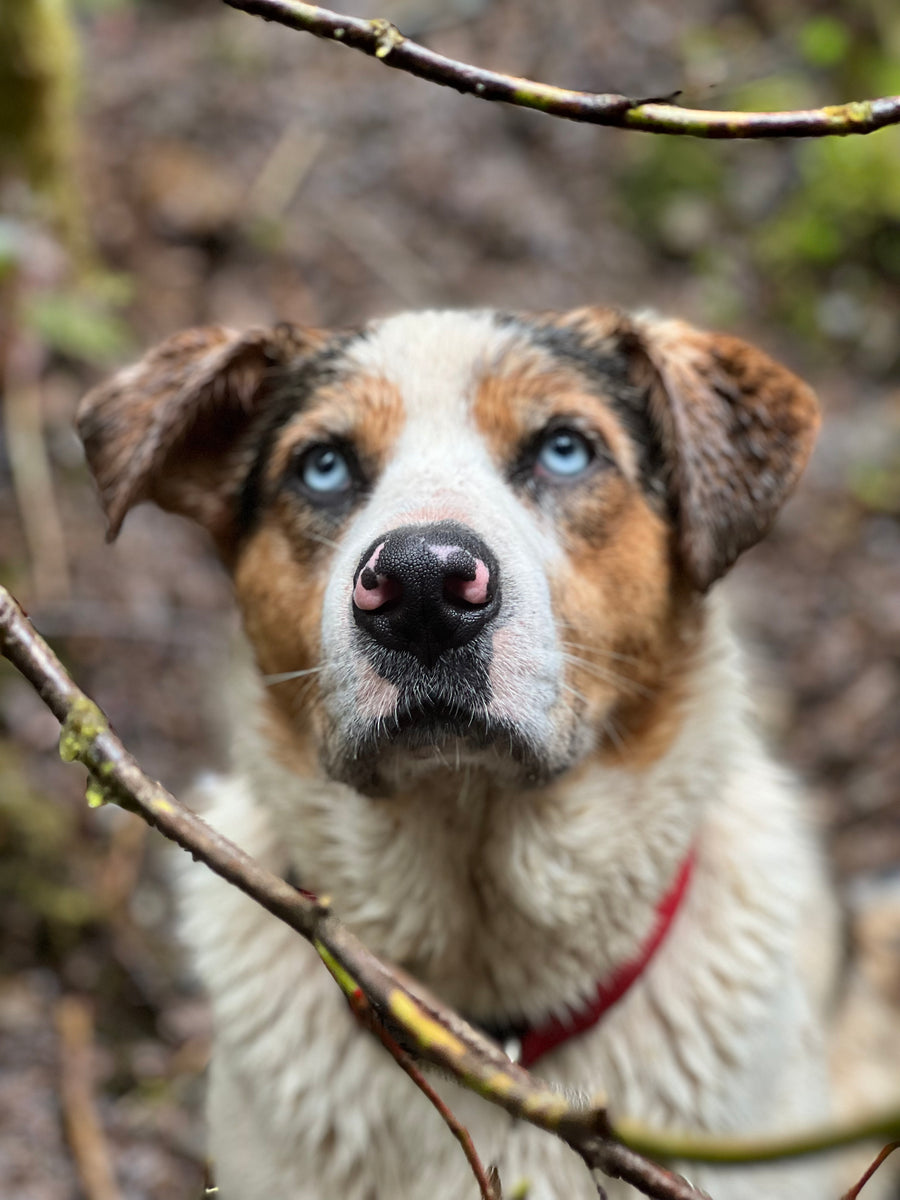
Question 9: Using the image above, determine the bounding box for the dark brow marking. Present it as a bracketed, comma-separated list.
[493, 312, 670, 508]
[235, 329, 368, 540]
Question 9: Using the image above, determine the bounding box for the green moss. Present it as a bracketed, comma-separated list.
[25, 288, 133, 365]
[0, 743, 72, 858]
[753, 126, 900, 349]
[58, 696, 107, 765]
[85, 779, 109, 809]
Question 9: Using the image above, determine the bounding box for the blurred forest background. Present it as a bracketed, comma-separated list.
[2, 0, 900, 1196]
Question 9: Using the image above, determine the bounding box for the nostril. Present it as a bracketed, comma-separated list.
[443, 558, 491, 607]
[353, 569, 402, 613]
[352, 540, 403, 613]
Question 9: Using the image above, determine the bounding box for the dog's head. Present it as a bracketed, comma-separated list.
[78, 308, 817, 793]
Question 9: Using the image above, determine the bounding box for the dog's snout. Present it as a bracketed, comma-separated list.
[352, 521, 500, 666]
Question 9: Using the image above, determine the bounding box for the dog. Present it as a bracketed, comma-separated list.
[78, 306, 841, 1200]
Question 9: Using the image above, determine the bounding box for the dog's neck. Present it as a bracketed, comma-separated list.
[228, 598, 748, 1022]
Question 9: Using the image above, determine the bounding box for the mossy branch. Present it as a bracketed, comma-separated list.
[3, 581, 900, 1200]
[222, 0, 900, 140]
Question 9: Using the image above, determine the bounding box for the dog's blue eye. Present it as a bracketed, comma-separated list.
[535, 429, 593, 479]
[299, 445, 352, 494]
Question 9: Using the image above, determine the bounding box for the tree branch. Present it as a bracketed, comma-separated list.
[221, 0, 900, 139]
[841, 1142, 900, 1200]
[4, 582, 900, 1200]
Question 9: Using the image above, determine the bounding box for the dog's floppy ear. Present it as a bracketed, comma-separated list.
[628, 315, 819, 593]
[77, 323, 323, 549]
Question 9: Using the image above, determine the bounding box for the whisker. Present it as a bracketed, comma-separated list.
[309, 531, 341, 551]
[560, 652, 654, 699]
[263, 667, 323, 685]
[601, 715, 625, 752]
[292, 675, 322, 705]
[558, 679, 591, 707]
[560, 639, 643, 666]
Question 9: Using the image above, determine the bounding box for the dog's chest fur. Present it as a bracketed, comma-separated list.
[78, 306, 837, 1199]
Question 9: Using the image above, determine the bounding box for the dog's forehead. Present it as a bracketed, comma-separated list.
[321, 310, 566, 573]
[333, 308, 641, 489]
[341, 309, 515, 425]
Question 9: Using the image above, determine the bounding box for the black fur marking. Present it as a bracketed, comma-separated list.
[362, 634, 494, 709]
[235, 331, 368, 540]
[494, 313, 670, 511]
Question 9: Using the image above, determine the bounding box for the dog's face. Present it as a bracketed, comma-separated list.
[78, 308, 818, 794]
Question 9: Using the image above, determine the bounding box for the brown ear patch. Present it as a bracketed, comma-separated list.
[508, 305, 818, 592]
[77, 323, 324, 551]
[632, 316, 820, 592]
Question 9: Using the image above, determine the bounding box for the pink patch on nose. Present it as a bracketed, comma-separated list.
[444, 558, 491, 606]
[353, 542, 402, 612]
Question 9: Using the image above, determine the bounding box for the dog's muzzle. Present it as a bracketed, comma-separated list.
[351, 521, 500, 668]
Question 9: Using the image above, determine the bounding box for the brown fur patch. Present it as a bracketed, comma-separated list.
[232, 520, 329, 735]
[266, 373, 406, 487]
[552, 483, 699, 770]
[530, 305, 628, 346]
[259, 695, 320, 781]
[472, 349, 639, 483]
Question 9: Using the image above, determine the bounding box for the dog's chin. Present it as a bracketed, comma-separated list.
[328, 700, 557, 795]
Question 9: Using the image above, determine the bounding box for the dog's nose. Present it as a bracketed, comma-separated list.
[351, 522, 500, 666]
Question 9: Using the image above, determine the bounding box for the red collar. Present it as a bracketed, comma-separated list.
[289, 849, 695, 1071]
[491, 849, 696, 1069]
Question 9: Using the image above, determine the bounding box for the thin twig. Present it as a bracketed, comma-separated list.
[381, 1030, 501, 1200]
[351, 986, 500, 1200]
[5, 585, 900, 1197]
[222, 0, 900, 140]
[613, 1113, 900, 1166]
[55, 995, 124, 1200]
[840, 1142, 900, 1200]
